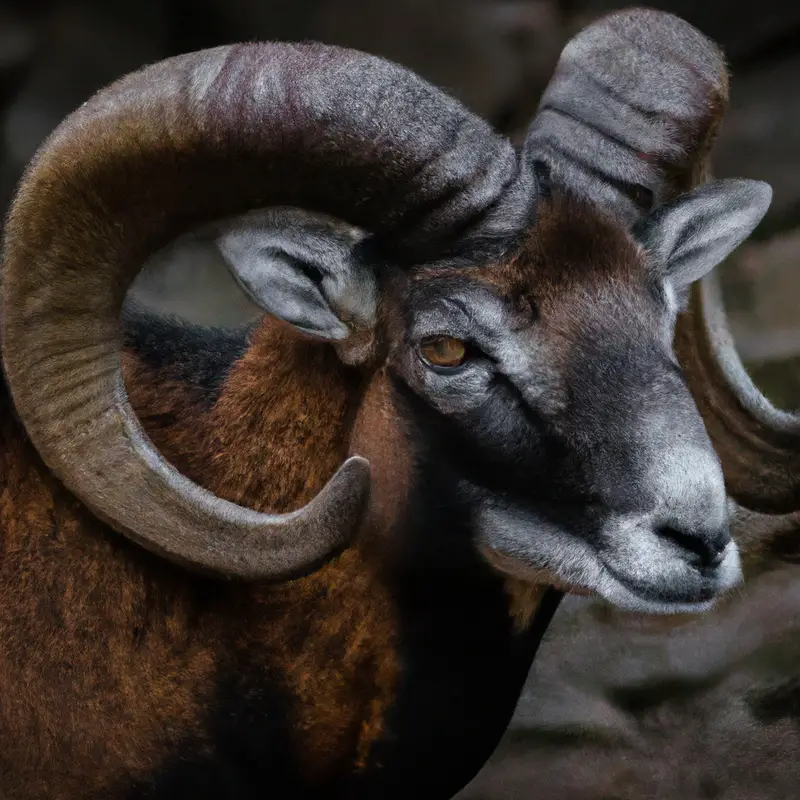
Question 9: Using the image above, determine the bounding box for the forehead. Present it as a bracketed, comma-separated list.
[407, 193, 653, 324]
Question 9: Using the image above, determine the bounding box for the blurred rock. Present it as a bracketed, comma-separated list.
[312, 0, 565, 123]
[128, 237, 261, 327]
[748, 356, 800, 410]
[484, 1, 570, 140]
[458, 562, 800, 800]
[0, 7, 36, 208]
[725, 231, 800, 363]
[0, 8, 35, 99]
[208, 0, 323, 42]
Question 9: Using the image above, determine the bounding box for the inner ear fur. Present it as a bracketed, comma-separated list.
[211, 207, 377, 345]
[634, 179, 772, 288]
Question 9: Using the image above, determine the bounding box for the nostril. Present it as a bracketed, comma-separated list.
[656, 525, 728, 569]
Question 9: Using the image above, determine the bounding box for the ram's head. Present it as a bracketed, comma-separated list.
[3, 10, 795, 616]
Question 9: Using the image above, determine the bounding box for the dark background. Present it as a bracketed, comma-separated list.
[2, 0, 798, 397]
[1, 2, 798, 797]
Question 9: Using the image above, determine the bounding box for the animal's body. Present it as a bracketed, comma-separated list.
[1, 8, 797, 800]
[0, 218, 580, 798]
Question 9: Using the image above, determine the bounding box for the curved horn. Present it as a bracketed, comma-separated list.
[0, 42, 520, 580]
[675, 273, 800, 514]
[523, 7, 728, 223]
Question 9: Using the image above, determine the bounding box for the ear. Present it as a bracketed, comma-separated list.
[634, 179, 772, 288]
[213, 207, 377, 342]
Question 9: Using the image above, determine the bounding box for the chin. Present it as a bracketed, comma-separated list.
[476, 512, 744, 616]
[592, 543, 744, 615]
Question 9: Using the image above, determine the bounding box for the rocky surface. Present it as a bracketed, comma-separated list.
[457, 559, 800, 799]
[1, 3, 799, 798]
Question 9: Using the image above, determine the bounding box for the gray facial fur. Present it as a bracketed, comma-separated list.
[395, 259, 743, 614]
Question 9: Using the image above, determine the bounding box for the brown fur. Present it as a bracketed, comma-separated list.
[0, 389, 219, 797]
[125, 318, 403, 784]
[0, 315, 411, 795]
[502, 579, 549, 633]
[2, 231, 577, 797]
[414, 192, 646, 300]
[348, 367, 414, 562]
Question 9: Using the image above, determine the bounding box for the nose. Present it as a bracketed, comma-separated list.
[655, 523, 730, 569]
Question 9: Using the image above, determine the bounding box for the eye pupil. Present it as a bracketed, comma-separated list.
[420, 336, 467, 368]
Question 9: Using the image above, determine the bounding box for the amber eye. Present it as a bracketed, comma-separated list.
[419, 336, 468, 369]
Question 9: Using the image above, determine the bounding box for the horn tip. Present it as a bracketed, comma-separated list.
[341, 455, 372, 480]
[578, 6, 728, 87]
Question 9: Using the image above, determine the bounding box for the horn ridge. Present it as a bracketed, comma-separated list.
[1, 41, 516, 579]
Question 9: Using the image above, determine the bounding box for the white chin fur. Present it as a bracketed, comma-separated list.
[478, 505, 744, 616]
[592, 573, 717, 615]
[592, 540, 743, 615]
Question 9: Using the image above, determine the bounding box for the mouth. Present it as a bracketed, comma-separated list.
[477, 506, 744, 615]
[593, 560, 722, 615]
[482, 543, 740, 614]
[591, 534, 744, 614]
